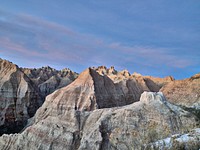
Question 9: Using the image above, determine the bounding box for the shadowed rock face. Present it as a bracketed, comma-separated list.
[0, 59, 41, 135]
[0, 92, 198, 150]
[33, 68, 140, 113]
[35, 67, 164, 112]
[22, 66, 78, 100]
[0, 59, 78, 135]
[94, 66, 174, 100]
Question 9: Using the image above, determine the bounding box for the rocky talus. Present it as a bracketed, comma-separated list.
[0, 59, 41, 135]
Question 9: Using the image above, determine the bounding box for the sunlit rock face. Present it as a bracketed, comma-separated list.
[160, 73, 200, 108]
[0, 85, 198, 149]
[0, 59, 41, 135]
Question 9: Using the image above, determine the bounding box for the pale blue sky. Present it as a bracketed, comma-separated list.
[0, 0, 199, 79]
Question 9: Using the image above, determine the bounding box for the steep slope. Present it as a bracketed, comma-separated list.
[22, 66, 78, 100]
[143, 75, 174, 92]
[160, 73, 200, 107]
[0, 59, 41, 135]
[0, 92, 198, 150]
[94, 66, 174, 100]
[33, 67, 141, 113]
[0, 59, 78, 135]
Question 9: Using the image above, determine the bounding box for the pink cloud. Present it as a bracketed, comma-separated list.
[17, 14, 76, 36]
[0, 36, 83, 64]
[0, 10, 194, 69]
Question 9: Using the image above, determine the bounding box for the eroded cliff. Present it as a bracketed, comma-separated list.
[0, 91, 198, 150]
[0, 59, 41, 135]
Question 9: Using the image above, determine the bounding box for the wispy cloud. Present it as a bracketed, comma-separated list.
[0, 9, 198, 77]
[16, 14, 76, 36]
[107, 42, 194, 68]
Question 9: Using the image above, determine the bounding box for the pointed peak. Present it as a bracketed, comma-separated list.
[41, 66, 55, 70]
[165, 76, 175, 81]
[93, 66, 118, 76]
[119, 69, 130, 77]
[110, 66, 115, 70]
[190, 73, 200, 80]
[77, 68, 93, 80]
[108, 66, 117, 75]
[94, 66, 107, 76]
[0, 58, 19, 70]
[69, 68, 99, 88]
[132, 72, 142, 77]
[98, 66, 107, 70]
[61, 68, 71, 71]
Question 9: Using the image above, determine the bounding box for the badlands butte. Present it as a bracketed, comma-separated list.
[0, 58, 200, 150]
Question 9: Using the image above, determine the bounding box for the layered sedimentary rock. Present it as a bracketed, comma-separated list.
[0, 59, 41, 135]
[161, 73, 200, 107]
[1, 60, 199, 149]
[0, 59, 77, 135]
[22, 66, 78, 100]
[0, 91, 199, 150]
[143, 75, 174, 92]
[34, 67, 142, 112]
[94, 66, 174, 101]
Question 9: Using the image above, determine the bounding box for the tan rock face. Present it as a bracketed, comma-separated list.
[0, 59, 41, 135]
[160, 73, 200, 107]
[0, 92, 198, 150]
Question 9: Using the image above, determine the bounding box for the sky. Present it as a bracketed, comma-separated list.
[0, 0, 199, 79]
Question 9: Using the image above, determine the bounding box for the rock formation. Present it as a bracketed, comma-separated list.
[0, 91, 199, 150]
[1, 60, 199, 149]
[0, 59, 77, 135]
[94, 66, 174, 101]
[22, 66, 78, 100]
[145, 128, 200, 149]
[160, 73, 200, 107]
[0, 59, 41, 135]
